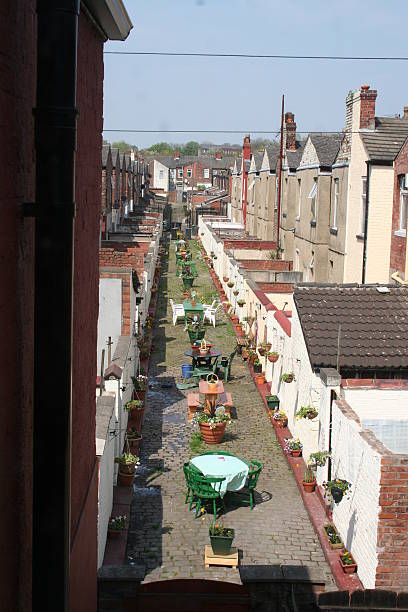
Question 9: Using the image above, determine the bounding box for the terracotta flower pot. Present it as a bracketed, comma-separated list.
[128, 435, 142, 454]
[258, 348, 266, 357]
[291, 449, 302, 457]
[275, 418, 288, 428]
[117, 470, 135, 487]
[199, 421, 226, 444]
[132, 389, 146, 402]
[107, 529, 122, 539]
[302, 480, 317, 493]
[339, 558, 357, 574]
[255, 374, 265, 385]
[268, 354, 279, 363]
[128, 408, 145, 434]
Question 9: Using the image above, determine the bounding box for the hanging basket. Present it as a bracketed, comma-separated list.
[206, 373, 219, 392]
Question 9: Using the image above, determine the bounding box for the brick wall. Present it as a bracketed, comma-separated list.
[238, 259, 293, 271]
[390, 139, 408, 278]
[69, 10, 104, 611]
[0, 1, 36, 609]
[359, 85, 377, 130]
[224, 240, 277, 249]
[376, 455, 408, 590]
[99, 241, 147, 271]
[258, 282, 294, 293]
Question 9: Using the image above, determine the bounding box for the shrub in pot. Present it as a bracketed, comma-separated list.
[284, 437, 303, 457]
[339, 551, 357, 574]
[108, 515, 127, 538]
[209, 518, 235, 555]
[267, 351, 279, 363]
[281, 371, 295, 383]
[302, 464, 317, 492]
[296, 405, 318, 420]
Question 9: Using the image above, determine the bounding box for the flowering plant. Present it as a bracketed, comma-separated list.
[296, 405, 318, 420]
[115, 452, 139, 466]
[131, 375, 148, 391]
[145, 314, 154, 329]
[192, 406, 231, 430]
[273, 409, 287, 421]
[340, 551, 355, 565]
[124, 399, 143, 411]
[208, 517, 233, 538]
[284, 437, 303, 452]
[281, 371, 295, 383]
[303, 463, 316, 483]
[108, 515, 126, 530]
[323, 478, 351, 503]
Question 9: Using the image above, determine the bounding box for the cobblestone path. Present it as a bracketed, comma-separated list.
[127, 238, 335, 587]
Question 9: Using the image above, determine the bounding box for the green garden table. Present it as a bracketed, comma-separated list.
[183, 301, 204, 324]
[190, 454, 249, 498]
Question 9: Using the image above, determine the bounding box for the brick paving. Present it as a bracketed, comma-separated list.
[127, 238, 336, 587]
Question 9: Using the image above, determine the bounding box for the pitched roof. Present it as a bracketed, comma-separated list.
[233, 157, 242, 174]
[265, 143, 280, 170]
[253, 152, 264, 171]
[286, 140, 305, 169]
[309, 134, 343, 166]
[111, 148, 121, 168]
[294, 284, 408, 371]
[360, 116, 408, 161]
[102, 145, 111, 167]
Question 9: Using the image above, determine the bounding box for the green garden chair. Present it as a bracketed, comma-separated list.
[235, 459, 262, 510]
[190, 472, 226, 518]
[219, 347, 238, 382]
[183, 462, 201, 511]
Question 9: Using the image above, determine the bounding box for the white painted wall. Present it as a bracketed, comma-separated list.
[153, 160, 169, 191]
[97, 407, 116, 569]
[330, 400, 381, 588]
[97, 278, 122, 371]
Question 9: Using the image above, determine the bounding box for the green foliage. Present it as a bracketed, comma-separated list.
[108, 515, 126, 530]
[181, 140, 199, 155]
[295, 405, 318, 420]
[115, 452, 139, 465]
[189, 431, 205, 456]
[309, 450, 330, 468]
[324, 524, 342, 545]
[208, 517, 233, 538]
[303, 464, 316, 483]
[145, 142, 175, 155]
[124, 399, 143, 411]
[111, 140, 138, 153]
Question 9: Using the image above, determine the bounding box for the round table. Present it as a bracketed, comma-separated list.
[190, 454, 249, 498]
[184, 347, 221, 370]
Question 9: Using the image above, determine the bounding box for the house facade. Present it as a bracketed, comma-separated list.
[390, 133, 408, 283]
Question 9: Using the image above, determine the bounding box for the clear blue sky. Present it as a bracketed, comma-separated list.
[103, 0, 408, 149]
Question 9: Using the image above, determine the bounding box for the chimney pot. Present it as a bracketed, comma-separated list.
[361, 84, 370, 91]
[285, 112, 297, 152]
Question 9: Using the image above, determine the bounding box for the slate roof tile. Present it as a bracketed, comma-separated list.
[294, 284, 408, 371]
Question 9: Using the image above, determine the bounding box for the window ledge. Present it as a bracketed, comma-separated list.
[296, 216, 300, 222]
[310, 219, 317, 228]
[394, 229, 407, 238]
[330, 227, 338, 236]
[356, 233, 365, 241]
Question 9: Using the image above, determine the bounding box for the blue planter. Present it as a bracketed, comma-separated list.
[182, 364, 193, 379]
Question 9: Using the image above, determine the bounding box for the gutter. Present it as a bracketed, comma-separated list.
[32, 1, 79, 609]
[361, 161, 371, 283]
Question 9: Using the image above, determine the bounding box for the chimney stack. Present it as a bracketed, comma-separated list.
[242, 134, 251, 161]
[404, 107, 408, 119]
[174, 150, 180, 160]
[285, 112, 296, 151]
[215, 151, 222, 160]
[359, 85, 377, 130]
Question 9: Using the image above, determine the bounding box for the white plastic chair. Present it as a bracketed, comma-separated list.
[170, 298, 185, 326]
[202, 299, 217, 311]
[203, 303, 224, 328]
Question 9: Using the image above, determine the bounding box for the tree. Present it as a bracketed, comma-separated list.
[103, 138, 110, 146]
[145, 142, 175, 155]
[111, 140, 138, 153]
[181, 141, 199, 156]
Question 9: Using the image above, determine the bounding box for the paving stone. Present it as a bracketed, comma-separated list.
[126, 239, 335, 589]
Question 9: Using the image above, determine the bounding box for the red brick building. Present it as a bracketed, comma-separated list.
[0, 2, 132, 611]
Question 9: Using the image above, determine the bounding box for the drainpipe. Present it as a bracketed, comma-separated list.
[32, 1, 79, 609]
[361, 161, 371, 283]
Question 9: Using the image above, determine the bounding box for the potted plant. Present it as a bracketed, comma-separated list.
[265, 394, 280, 410]
[281, 371, 295, 383]
[131, 374, 148, 401]
[242, 347, 249, 360]
[126, 428, 142, 454]
[339, 551, 357, 574]
[267, 351, 279, 363]
[273, 410, 288, 428]
[309, 450, 330, 469]
[199, 339, 211, 355]
[253, 358, 262, 373]
[182, 274, 195, 289]
[255, 372, 265, 385]
[192, 406, 231, 445]
[296, 405, 318, 420]
[248, 350, 257, 365]
[284, 437, 303, 457]
[323, 478, 351, 504]
[227, 281, 234, 288]
[115, 452, 139, 486]
[236, 299, 245, 307]
[223, 276, 229, 282]
[124, 399, 145, 433]
[108, 515, 127, 538]
[186, 319, 206, 342]
[302, 463, 317, 492]
[233, 290, 239, 296]
[323, 524, 344, 550]
[209, 518, 235, 555]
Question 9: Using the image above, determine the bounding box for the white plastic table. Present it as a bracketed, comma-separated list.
[190, 454, 249, 498]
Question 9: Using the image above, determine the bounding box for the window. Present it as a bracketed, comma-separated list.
[297, 179, 301, 219]
[360, 177, 367, 235]
[204, 168, 210, 179]
[177, 169, 183, 178]
[159, 170, 164, 179]
[187, 169, 192, 178]
[399, 175, 407, 233]
[331, 178, 339, 228]
[308, 178, 318, 221]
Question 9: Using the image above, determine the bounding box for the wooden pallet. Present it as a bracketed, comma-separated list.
[204, 545, 239, 569]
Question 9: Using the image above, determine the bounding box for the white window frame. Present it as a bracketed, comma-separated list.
[297, 179, 301, 220]
[309, 179, 318, 220]
[203, 168, 210, 179]
[332, 178, 339, 229]
[177, 169, 183, 178]
[399, 175, 407, 234]
[360, 176, 367, 235]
